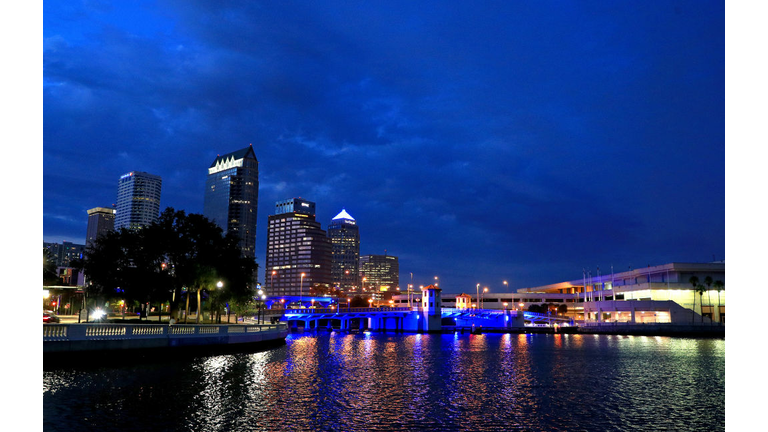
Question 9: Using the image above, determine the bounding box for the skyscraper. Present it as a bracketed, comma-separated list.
[264, 198, 332, 298]
[86, 207, 115, 247]
[114, 171, 162, 230]
[203, 145, 259, 259]
[359, 254, 400, 293]
[328, 209, 360, 293]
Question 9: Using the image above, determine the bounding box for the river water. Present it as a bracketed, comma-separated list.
[43, 331, 724, 431]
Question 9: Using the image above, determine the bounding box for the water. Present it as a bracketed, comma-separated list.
[43, 332, 724, 431]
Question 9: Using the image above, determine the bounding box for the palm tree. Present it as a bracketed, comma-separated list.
[689, 276, 699, 324]
[704, 276, 713, 325]
[713, 280, 724, 324]
[696, 284, 706, 323]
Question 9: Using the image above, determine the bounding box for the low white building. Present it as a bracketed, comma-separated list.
[393, 262, 725, 325]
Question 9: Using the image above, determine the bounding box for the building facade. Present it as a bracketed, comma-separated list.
[43, 241, 86, 268]
[328, 209, 360, 293]
[203, 145, 259, 259]
[264, 198, 332, 298]
[359, 254, 400, 293]
[85, 207, 115, 247]
[114, 171, 162, 230]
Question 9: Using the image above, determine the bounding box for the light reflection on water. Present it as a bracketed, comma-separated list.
[43, 332, 724, 431]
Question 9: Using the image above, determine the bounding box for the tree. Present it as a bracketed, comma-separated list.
[696, 284, 706, 323]
[79, 207, 257, 322]
[704, 276, 713, 324]
[688, 276, 699, 324]
[43, 249, 60, 286]
[713, 280, 724, 324]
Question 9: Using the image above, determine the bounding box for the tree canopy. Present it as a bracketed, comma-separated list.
[78, 208, 257, 318]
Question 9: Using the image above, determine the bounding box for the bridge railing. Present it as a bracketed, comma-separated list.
[279, 307, 413, 315]
[43, 323, 288, 342]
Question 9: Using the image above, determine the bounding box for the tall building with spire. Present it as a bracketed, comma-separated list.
[328, 209, 360, 293]
[264, 198, 332, 298]
[203, 145, 259, 260]
[114, 171, 162, 230]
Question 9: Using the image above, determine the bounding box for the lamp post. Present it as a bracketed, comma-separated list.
[368, 298, 373, 308]
[215, 281, 223, 323]
[347, 297, 351, 312]
[482, 287, 488, 310]
[300, 273, 305, 308]
[476, 283, 480, 312]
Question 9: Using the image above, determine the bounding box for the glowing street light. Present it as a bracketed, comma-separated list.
[482, 287, 489, 309]
[347, 297, 351, 312]
[503, 280, 508, 292]
[300, 273, 306, 306]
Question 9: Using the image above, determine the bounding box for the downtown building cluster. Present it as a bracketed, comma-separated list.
[47, 145, 400, 301]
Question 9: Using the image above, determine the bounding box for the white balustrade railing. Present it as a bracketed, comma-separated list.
[43, 323, 287, 342]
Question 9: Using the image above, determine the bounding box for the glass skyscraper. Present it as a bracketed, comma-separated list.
[264, 198, 332, 298]
[114, 171, 162, 230]
[203, 145, 259, 260]
[359, 254, 400, 293]
[329, 209, 360, 293]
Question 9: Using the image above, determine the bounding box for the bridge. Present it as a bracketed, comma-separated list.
[263, 306, 573, 332]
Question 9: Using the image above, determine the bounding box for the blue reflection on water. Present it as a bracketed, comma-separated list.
[44, 332, 724, 431]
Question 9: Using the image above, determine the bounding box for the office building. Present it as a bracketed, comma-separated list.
[359, 254, 400, 293]
[204, 145, 259, 259]
[264, 198, 332, 298]
[114, 171, 162, 230]
[43, 241, 86, 268]
[86, 207, 115, 247]
[328, 209, 360, 292]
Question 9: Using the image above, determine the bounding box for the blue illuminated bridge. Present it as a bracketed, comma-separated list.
[261, 296, 573, 332]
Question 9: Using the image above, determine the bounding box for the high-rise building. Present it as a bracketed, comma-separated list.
[114, 171, 162, 230]
[86, 207, 115, 247]
[264, 198, 332, 298]
[328, 209, 360, 293]
[204, 145, 259, 260]
[359, 254, 400, 293]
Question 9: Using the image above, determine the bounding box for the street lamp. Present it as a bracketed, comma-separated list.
[347, 297, 351, 312]
[476, 283, 480, 311]
[368, 298, 373, 308]
[482, 287, 488, 309]
[300, 273, 306, 307]
[434, 276, 439, 287]
[503, 302, 508, 311]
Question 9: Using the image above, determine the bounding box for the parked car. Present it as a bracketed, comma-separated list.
[43, 311, 60, 323]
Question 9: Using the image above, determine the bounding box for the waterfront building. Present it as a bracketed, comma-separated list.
[328, 209, 360, 293]
[359, 254, 399, 293]
[85, 207, 115, 247]
[114, 171, 162, 230]
[264, 198, 332, 298]
[392, 261, 726, 324]
[203, 145, 259, 259]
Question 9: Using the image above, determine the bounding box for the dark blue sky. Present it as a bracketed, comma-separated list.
[43, 0, 725, 293]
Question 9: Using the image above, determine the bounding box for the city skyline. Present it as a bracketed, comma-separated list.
[43, 1, 725, 291]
